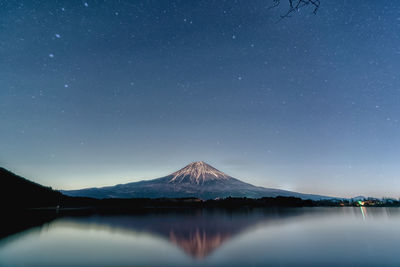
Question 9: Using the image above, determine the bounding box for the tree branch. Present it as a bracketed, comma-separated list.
[270, 0, 320, 22]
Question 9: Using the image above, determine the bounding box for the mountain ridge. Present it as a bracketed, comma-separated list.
[62, 161, 335, 200]
[0, 167, 63, 208]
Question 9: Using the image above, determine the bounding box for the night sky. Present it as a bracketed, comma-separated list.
[1, 1, 399, 198]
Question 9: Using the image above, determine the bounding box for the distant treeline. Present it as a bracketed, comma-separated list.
[59, 196, 315, 211]
[59, 196, 400, 212]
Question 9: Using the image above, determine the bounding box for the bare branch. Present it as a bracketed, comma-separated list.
[271, 0, 320, 22]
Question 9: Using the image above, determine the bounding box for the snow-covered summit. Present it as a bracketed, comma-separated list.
[169, 161, 231, 184]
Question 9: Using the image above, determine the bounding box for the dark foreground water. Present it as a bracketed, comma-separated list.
[1, 207, 399, 266]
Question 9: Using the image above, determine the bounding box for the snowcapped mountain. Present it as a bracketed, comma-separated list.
[62, 161, 333, 200]
[169, 161, 230, 184]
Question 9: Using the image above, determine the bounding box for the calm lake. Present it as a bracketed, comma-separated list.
[1, 207, 399, 266]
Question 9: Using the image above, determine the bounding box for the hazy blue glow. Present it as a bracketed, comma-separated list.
[1, 1, 399, 197]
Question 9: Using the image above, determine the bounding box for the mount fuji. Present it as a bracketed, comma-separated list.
[62, 161, 333, 200]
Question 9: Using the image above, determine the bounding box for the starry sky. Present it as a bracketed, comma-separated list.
[1, 0, 400, 198]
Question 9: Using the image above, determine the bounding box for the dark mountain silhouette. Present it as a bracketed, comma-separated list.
[0, 167, 63, 208]
[62, 161, 333, 200]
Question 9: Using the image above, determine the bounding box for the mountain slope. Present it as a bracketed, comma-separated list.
[62, 161, 333, 200]
[0, 167, 64, 208]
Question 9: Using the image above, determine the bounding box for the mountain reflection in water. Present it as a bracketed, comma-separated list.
[2, 207, 400, 266]
[34, 208, 309, 259]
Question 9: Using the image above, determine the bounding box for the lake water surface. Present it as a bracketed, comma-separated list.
[1, 207, 399, 266]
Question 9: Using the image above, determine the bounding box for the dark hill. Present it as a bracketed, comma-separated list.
[0, 167, 63, 208]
